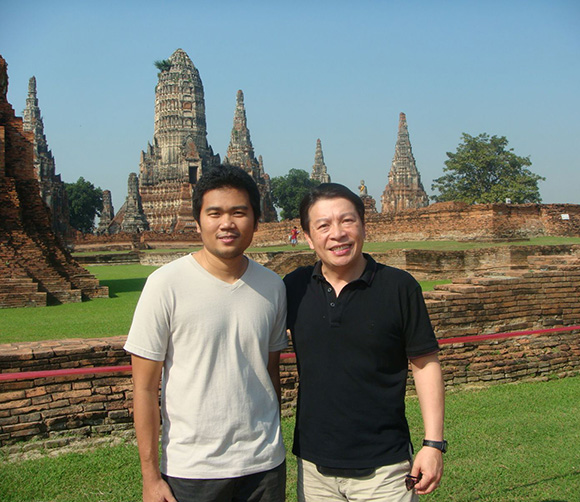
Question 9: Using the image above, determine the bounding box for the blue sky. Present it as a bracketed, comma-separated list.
[2, 0, 579, 212]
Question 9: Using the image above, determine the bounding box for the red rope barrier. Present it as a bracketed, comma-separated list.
[1, 326, 578, 382]
[0, 365, 132, 382]
[438, 325, 580, 345]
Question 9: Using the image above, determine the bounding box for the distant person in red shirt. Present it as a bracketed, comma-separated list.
[290, 226, 299, 247]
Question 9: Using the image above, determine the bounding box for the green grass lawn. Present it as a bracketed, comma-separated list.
[2, 236, 577, 343]
[0, 265, 158, 344]
[70, 236, 580, 257]
[1, 376, 578, 501]
[0, 262, 449, 344]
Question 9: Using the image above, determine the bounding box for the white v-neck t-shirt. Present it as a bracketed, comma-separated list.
[125, 254, 288, 479]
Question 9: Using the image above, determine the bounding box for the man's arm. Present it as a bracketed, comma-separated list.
[131, 355, 177, 502]
[409, 352, 445, 495]
[267, 351, 282, 408]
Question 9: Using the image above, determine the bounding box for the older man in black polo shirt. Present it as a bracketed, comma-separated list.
[284, 183, 445, 501]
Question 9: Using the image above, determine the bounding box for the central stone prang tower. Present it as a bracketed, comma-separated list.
[310, 139, 331, 183]
[138, 48, 220, 232]
[223, 90, 277, 222]
[381, 113, 429, 213]
[22, 76, 71, 237]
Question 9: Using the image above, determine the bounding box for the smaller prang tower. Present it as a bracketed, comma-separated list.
[310, 139, 331, 183]
[22, 76, 71, 237]
[223, 90, 277, 222]
[381, 113, 429, 213]
[120, 173, 149, 233]
[96, 190, 115, 235]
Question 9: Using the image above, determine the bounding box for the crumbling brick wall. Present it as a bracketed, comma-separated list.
[247, 202, 580, 246]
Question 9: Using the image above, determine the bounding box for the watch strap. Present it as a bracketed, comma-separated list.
[422, 439, 447, 453]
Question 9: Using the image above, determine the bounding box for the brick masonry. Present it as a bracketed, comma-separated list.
[1, 255, 579, 449]
[0, 55, 108, 309]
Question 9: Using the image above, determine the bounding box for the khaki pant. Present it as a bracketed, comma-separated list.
[297, 458, 419, 502]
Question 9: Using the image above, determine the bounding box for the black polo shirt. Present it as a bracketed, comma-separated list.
[284, 254, 439, 469]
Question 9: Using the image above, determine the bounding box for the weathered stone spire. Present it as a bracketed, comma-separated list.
[381, 113, 429, 213]
[310, 139, 331, 183]
[224, 90, 258, 177]
[23, 77, 53, 180]
[137, 48, 220, 232]
[121, 173, 148, 233]
[22, 76, 71, 236]
[224, 90, 277, 222]
[96, 190, 115, 235]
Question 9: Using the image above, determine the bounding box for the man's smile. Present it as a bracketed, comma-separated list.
[218, 233, 240, 243]
[330, 244, 352, 255]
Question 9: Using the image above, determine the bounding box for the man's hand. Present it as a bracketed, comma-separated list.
[409, 446, 443, 495]
[143, 477, 177, 502]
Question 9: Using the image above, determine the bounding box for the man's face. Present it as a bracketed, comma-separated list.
[197, 187, 256, 260]
[305, 197, 365, 272]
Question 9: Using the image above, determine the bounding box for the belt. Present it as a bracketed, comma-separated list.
[316, 465, 376, 478]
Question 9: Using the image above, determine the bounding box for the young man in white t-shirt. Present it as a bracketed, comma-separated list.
[125, 165, 288, 502]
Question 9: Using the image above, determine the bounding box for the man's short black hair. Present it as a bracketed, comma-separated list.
[192, 165, 261, 225]
[299, 183, 365, 233]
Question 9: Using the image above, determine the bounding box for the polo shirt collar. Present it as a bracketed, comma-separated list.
[312, 253, 377, 286]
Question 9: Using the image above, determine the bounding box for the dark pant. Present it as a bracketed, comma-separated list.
[162, 461, 286, 502]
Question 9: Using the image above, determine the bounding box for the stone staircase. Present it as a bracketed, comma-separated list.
[0, 268, 47, 308]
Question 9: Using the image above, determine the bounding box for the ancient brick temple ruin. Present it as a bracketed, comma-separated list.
[137, 48, 221, 232]
[223, 90, 277, 222]
[358, 179, 378, 215]
[310, 138, 331, 183]
[96, 189, 114, 235]
[381, 113, 429, 213]
[0, 55, 108, 308]
[120, 173, 149, 233]
[22, 76, 71, 237]
[106, 49, 280, 233]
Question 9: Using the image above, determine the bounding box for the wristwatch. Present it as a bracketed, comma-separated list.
[422, 439, 448, 453]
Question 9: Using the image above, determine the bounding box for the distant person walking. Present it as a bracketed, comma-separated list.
[290, 226, 299, 247]
[125, 165, 288, 502]
[284, 183, 445, 501]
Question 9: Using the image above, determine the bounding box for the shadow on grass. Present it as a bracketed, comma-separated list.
[473, 470, 580, 501]
[100, 278, 148, 297]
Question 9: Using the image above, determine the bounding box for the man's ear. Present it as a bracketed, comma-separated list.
[196, 221, 201, 234]
[304, 232, 315, 250]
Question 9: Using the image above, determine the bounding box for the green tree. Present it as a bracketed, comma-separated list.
[65, 177, 103, 233]
[271, 169, 319, 220]
[431, 133, 545, 204]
